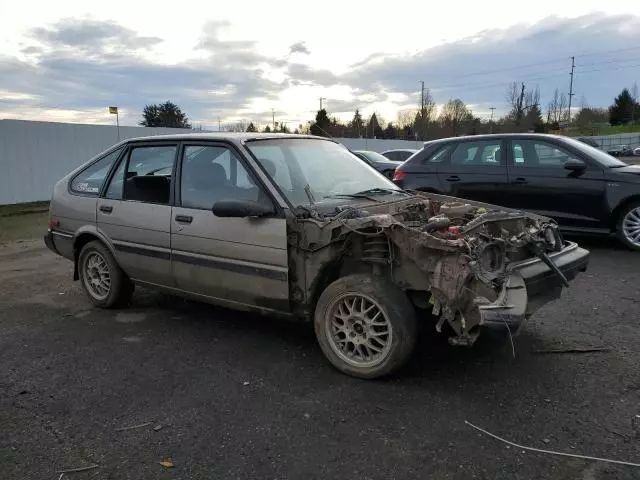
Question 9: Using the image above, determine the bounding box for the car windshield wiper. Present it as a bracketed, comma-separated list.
[324, 193, 381, 202]
[352, 187, 409, 196]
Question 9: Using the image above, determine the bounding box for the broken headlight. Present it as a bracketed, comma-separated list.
[473, 241, 506, 281]
[543, 225, 563, 252]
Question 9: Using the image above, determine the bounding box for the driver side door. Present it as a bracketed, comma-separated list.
[170, 142, 290, 312]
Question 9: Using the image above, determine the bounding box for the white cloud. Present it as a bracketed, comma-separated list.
[1, 2, 640, 127]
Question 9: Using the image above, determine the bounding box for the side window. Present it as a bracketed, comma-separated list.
[451, 141, 503, 166]
[180, 145, 261, 210]
[111, 145, 177, 204]
[385, 152, 398, 161]
[512, 140, 579, 168]
[70, 148, 123, 195]
[424, 146, 450, 164]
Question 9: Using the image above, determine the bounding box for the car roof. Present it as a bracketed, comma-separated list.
[381, 148, 418, 153]
[116, 132, 331, 147]
[422, 133, 575, 147]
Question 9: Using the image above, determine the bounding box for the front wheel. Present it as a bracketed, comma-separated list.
[616, 201, 640, 251]
[314, 274, 417, 379]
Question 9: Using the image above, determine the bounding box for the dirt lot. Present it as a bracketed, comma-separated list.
[1, 232, 639, 479]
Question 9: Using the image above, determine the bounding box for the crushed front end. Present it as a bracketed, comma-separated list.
[288, 192, 590, 347]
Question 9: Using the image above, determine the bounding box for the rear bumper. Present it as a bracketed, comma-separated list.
[478, 242, 589, 331]
[44, 230, 74, 260]
[44, 230, 60, 255]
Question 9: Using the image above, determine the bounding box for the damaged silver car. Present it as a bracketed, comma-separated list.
[45, 134, 590, 379]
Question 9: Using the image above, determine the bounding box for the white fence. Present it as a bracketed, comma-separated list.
[0, 120, 424, 205]
[0, 119, 634, 205]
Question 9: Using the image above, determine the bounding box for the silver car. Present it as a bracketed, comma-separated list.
[45, 133, 590, 378]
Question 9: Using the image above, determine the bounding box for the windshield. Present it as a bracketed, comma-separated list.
[563, 137, 628, 167]
[246, 138, 400, 207]
[358, 151, 398, 163]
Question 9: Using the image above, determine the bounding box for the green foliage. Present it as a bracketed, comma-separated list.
[609, 88, 639, 126]
[139, 101, 191, 128]
[246, 122, 257, 132]
[310, 109, 331, 136]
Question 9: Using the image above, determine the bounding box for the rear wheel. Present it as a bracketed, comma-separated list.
[314, 274, 417, 379]
[78, 241, 133, 308]
[616, 201, 640, 251]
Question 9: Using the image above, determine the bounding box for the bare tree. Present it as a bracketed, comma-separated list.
[397, 109, 418, 128]
[505, 82, 539, 127]
[416, 88, 436, 140]
[223, 121, 247, 132]
[546, 88, 568, 124]
[438, 99, 472, 136]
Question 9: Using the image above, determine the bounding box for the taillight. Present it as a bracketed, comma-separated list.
[392, 168, 406, 183]
[48, 217, 60, 228]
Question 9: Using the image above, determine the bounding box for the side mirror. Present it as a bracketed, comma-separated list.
[212, 200, 275, 218]
[564, 158, 586, 172]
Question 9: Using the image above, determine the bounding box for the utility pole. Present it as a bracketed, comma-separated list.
[271, 109, 275, 131]
[489, 107, 495, 133]
[319, 97, 326, 111]
[419, 81, 425, 141]
[218, 117, 221, 132]
[567, 56, 575, 125]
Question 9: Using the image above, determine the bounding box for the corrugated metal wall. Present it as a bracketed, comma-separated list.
[0, 120, 195, 204]
[0, 120, 425, 204]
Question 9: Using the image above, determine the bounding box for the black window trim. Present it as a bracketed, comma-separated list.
[99, 140, 180, 205]
[69, 146, 126, 198]
[174, 140, 285, 218]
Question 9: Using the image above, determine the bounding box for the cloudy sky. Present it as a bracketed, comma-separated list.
[1, 1, 639, 129]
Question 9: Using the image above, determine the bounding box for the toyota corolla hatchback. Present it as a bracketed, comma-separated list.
[45, 133, 589, 378]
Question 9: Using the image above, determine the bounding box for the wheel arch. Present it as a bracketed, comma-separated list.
[610, 195, 640, 232]
[72, 227, 117, 281]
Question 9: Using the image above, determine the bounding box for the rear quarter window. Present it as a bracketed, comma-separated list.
[70, 148, 123, 195]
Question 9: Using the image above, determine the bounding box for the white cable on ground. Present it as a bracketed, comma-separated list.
[465, 421, 640, 468]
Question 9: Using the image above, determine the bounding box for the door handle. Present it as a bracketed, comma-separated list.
[513, 177, 528, 184]
[99, 205, 113, 213]
[174, 214, 193, 224]
[445, 175, 461, 182]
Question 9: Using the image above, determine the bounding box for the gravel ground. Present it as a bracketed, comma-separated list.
[0, 238, 639, 480]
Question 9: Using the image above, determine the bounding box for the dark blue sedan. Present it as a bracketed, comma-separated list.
[351, 150, 402, 179]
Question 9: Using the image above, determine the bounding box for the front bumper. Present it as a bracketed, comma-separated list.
[478, 241, 589, 331]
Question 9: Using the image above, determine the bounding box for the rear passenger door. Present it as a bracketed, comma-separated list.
[435, 139, 509, 205]
[97, 142, 178, 286]
[170, 143, 289, 312]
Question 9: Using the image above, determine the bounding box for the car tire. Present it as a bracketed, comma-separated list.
[78, 240, 134, 308]
[616, 201, 640, 251]
[314, 274, 417, 379]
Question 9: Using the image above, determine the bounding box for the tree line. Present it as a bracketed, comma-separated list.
[138, 83, 640, 139]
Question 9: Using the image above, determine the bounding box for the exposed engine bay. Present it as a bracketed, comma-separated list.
[287, 192, 570, 346]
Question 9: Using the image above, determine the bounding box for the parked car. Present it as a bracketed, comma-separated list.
[392, 133, 640, 250]
[351, 150, 402, 178]
[380, 148, 418, 162]
[634, 146, 640, 156]
[45, 133, 589, 378]
[607, 145, 634, 157]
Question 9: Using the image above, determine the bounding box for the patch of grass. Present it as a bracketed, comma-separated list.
[0, 201, 50, 218]
[0, 212, 48, 243]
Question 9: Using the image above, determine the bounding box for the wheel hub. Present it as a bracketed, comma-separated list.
[326, 293, 393, 368]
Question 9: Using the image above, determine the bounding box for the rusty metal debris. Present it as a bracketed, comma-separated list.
[288, 192, 571, 346]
